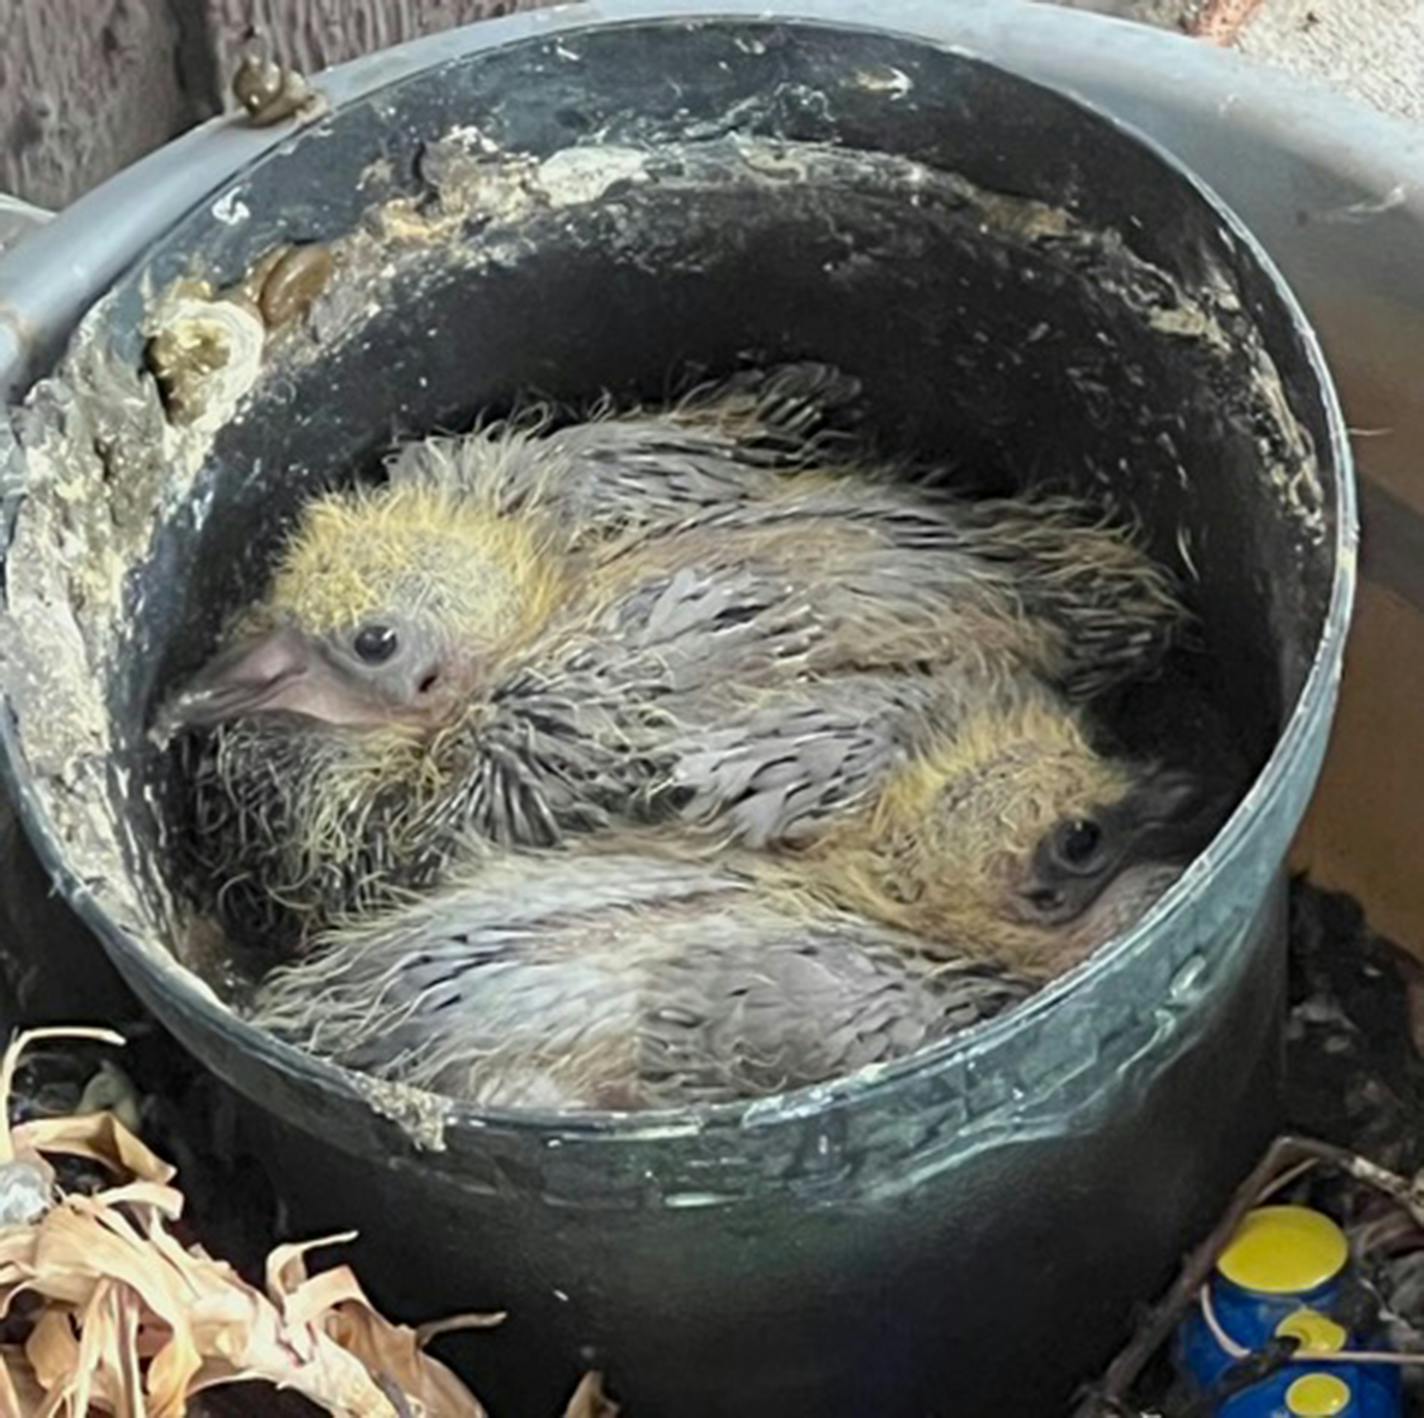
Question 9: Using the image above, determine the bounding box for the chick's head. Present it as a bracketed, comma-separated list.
[160, 483, 567, 734]
[814, 680, 1226, 978]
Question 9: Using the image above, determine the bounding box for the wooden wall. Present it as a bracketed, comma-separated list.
[0, 0, 545, 209]
[198, 0, 549, 91]
[1, 0, 200, 210]
[0, 1, 1205, 211]
[1288, 286, 1424, 954]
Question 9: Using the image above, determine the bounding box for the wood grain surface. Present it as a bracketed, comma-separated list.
[1, 0, 199, 210]
[200, 0, 550, 99]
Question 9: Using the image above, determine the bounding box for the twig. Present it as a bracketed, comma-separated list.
[1306, 1137, 1424, 1229]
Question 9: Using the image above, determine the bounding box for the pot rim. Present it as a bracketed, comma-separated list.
[0, 0, 1357, 1141]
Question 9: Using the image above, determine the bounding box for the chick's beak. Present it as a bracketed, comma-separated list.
[155, 626, 394, 738]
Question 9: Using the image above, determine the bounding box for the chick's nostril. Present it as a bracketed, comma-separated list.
[417, 671, 440, 696]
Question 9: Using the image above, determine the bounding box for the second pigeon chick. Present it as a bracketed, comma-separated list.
[248, 672, 1224, 1109]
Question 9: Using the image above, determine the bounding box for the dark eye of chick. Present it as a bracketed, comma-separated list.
[1057, 818, 1103, 867]
[353, 624, 399, 665]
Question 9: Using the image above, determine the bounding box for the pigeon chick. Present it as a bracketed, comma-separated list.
[160, 372, 1185, 940]
[248, 673, 1224, 1109]
[380, 361, 1184, 700]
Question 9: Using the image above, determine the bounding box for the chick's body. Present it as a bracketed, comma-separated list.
[251, 850, 1031, 1111]
[166, 365, 1186, 940]
[250, 672, 1223, 1109]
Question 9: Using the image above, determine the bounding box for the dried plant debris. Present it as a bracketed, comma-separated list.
[0, 1026, 494, 1416]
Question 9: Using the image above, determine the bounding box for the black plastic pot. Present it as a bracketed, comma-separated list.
[0, 8, 1352, 1415]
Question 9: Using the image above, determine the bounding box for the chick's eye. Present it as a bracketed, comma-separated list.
[1057, 818, 1103, 867]
[353, 624, 399, 665]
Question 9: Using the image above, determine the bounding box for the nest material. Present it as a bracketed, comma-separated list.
[0, 1026, 500, 1416]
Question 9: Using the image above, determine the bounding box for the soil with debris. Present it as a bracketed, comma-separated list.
[1284, 881, 1424, 1172]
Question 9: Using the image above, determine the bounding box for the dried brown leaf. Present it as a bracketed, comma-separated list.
[0, 1345, 48, 1413]
[269, 1238, 488, 1417]
[414, 1314, 506, 1344]
[0, 1030, 126, 1168]
[325, 1303, 489, 1418]
[265, 1234, 361, 1317]
[24, 1311, 77, 1395]
[0, 1026, 493, 1416]
[13, 1116, 174, 1186]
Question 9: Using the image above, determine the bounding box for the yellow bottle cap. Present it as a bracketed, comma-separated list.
[1286, 1373, 1353, 1415]
[1216, 1206, 1349, 1295]
[1276, 1308, 1348, 1352]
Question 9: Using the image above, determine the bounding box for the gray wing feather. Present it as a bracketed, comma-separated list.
[387, 365, 1182, 694]
[634, 913, 1029, 1108]
[663, 675, 955, 847]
